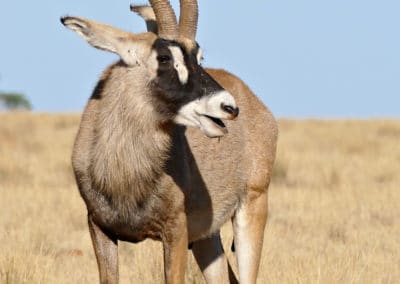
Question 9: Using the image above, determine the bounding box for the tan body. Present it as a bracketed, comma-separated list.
[73, 65, 277, 283]
[184, 68, 277, 238]
[186, 69, 278, 284]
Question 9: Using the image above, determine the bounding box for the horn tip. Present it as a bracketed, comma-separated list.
[60, 15, 70, 25]
[130, 4, 156, 21]
[129, 4, 139, 12]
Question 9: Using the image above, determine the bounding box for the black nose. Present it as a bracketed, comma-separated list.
[221, 104, 239, 119]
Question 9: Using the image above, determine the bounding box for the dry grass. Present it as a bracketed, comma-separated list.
[1, 113, 399, 283]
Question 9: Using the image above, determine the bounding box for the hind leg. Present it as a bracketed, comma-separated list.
[88, 216, 119, 284]
[191, 232, 238, 283]
[232, 189, 268, 284]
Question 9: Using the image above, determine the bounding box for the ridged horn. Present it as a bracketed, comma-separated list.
[148, 0, 178, 39]
[179, 0, 198, 40]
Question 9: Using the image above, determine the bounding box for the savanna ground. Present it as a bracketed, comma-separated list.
[0, 113, 399, 283]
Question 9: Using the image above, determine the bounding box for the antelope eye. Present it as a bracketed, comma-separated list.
[157, 55, 171, 64]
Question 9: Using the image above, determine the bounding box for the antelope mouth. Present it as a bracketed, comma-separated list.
[204, 115, 226, 129]
[198, 114, 228, 138]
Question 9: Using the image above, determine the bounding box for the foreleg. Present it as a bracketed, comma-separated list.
[88, 216, 119, 284]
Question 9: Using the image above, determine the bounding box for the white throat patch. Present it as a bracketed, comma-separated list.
[168, 46, 189, 85]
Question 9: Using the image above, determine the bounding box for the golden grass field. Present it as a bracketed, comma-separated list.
[1, 113, 399, 283]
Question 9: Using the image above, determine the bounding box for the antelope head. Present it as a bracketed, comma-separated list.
[61, 0, 238, 138]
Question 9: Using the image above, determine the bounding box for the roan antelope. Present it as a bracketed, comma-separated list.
[61, 0, 277, 283]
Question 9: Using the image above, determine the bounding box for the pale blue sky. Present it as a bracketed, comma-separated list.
[0, 0, 399, 117]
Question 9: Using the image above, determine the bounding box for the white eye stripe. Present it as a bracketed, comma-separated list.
[168, 46, 189, 85]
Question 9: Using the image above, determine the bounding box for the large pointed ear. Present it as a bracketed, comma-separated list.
[60, 16, 156, 66]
